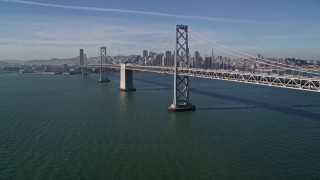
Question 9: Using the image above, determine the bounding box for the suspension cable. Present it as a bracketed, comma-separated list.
[188, 33, 294, 71]
[189, 29, 320, 75]
[150, 29, 175, 53]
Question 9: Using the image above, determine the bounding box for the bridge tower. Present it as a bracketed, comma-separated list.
[98, 47, 110, 82]
[168, 25, 195, 112]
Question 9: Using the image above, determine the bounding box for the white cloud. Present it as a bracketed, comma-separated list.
[0, 16, 175, 59]
[237, 45, 271, 51]
[1, 0, 287, 25]
[261, 34, 320, 39]
[0, 1, 318, 60]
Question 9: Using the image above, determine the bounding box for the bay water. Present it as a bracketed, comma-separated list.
[0, 72, 320, 179]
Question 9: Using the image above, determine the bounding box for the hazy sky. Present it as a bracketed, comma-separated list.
[0, 0, 320, 60]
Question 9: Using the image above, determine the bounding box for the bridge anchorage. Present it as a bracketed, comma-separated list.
[98, 47, 111, 82]
[168, 25, 196, 112]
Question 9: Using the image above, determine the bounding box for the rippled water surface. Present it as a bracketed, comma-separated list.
[0, 72, 320, 179]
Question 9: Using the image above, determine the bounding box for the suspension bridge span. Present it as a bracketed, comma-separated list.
[81, 25, 320, 112]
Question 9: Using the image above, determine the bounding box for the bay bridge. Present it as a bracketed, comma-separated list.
[80, 25, 320, 112]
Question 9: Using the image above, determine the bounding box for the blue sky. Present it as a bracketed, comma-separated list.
[0, 0, 319, 60]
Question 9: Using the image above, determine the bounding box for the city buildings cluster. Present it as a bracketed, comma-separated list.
[1, 49, 319, 74]
[138, 49, 320, 72]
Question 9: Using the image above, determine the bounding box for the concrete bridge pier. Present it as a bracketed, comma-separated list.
[119, 64, 136, 91]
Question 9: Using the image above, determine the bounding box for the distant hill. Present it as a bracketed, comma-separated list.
[0, 61, 10, 66]
[0, 58, 79, 66]
[24, 57, 80, 66]
[1, 55, 140, 66]
[0, 60, 24, 66]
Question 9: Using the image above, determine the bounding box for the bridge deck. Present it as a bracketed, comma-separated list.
[86, 64, 320, 92]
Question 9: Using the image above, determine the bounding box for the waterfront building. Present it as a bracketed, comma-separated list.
[80, 49, 84, 65]
[162, 51, 172, 67]
[143, 50, 148, 59]
[194, 51, 202, 68]
[204, 56, 213, 69]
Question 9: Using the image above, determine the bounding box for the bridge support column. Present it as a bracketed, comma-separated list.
[119, 64, 136, 91]
[168, 25, 195, 112]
